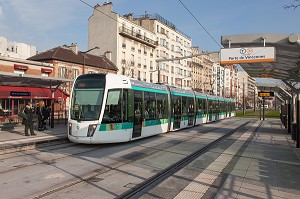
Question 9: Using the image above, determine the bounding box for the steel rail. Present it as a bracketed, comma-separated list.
[117, 120, 257, 199]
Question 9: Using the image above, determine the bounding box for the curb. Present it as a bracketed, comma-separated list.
[0, 135, 69, 155]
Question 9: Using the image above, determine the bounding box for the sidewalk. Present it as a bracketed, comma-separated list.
[175, 118, 300, 199]
[0, 120, 68, 153]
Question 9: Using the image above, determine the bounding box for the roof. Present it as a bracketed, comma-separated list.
[0, 71, 72, 88]
[221, 34, 300, 82]
[27, 46, 118, 71]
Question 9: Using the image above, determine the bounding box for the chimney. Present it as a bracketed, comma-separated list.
[69, 43, 78, 54]
[104, 51, 112, 61]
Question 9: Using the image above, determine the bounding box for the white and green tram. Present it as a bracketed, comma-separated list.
[68, 73, 235, 144]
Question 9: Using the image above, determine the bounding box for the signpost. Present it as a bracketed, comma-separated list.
[258, 91, 274, 97]
[220, 47, 275, 65]
[257, 91, 274, 120]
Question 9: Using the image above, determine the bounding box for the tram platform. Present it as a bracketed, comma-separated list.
[0, 120, 68, 154]
[174, 118, 300, 199]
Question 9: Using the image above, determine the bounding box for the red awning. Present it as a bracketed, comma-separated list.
[0, 86, 69, 99]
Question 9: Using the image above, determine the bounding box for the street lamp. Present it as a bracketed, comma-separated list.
[82, 46, 100, 74]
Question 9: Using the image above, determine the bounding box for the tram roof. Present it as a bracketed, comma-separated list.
[221, 34, 300, 82]
[130, 79, 168, 91]
[0, 71, 72, 88]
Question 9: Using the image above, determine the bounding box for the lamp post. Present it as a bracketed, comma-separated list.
[82, 46, 99, 74]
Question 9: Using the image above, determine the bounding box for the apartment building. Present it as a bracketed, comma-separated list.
[237, 71, 257, 107]
[212, 62, 224, 96]
[88, 2, 192, 89]
[0, 36, 36, 59]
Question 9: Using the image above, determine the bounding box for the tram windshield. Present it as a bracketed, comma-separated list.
[70, 77, 105, 121]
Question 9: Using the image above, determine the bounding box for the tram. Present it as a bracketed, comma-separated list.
[68, 73, 235, 144]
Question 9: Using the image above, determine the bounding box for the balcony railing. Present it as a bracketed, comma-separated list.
[119, 26, 158, 48]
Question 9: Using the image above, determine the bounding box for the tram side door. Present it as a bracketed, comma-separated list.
[173, 96, 181, 129]
[132, 90, 143, 138]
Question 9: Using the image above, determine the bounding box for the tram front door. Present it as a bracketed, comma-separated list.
[132, 90, 143, 138]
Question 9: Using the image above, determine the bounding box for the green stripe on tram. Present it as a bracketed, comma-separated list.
[131, 86, 168, 94]
[99, 122, 133, 131]
[144, 119, 168, 127]
[170, 92, 194, 98]
[196, 114, 206, 118]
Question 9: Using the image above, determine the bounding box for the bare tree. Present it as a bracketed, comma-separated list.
[283, 0, 300, 9]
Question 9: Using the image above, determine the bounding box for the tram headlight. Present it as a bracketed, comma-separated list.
[68, 123, 72, 135]
[87, 124, 97, 137]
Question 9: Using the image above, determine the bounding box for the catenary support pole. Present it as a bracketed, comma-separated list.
[297, 93, 300, 148]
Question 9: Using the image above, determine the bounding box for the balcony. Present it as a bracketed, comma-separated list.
[119, 26, 158, 48]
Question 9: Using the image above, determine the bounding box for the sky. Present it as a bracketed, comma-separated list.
[0, 0, 299, 54]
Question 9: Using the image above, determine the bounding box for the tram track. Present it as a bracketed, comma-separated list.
[116, 120, 258, 199]
[0, 142, 112, 175]
[28, 119, 252, 199]
[0, 119, 240, 177]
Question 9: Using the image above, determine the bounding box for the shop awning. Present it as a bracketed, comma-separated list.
[0, 86, 69, 99]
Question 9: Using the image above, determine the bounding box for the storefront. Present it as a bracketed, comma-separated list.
[0, 85, 68, 123]
[0, 72, 72, 124]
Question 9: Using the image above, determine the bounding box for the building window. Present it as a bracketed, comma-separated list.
[60, 67, 66, 78]
[74, 69, 79, 79]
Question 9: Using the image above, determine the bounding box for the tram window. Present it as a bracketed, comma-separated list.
[197, 98, 202, 115]
[172, 95, 181, 117]
[208, 100, 212, 112]
[203, 99, 207, 114]
[103, 89, 122, 123]
[144, 91, 156, 120]
[187, 97, 194, 113]
[215, 100, 218, 113]
[156, 93, 167, 119]
[122, 89, 128, 122]
[182, 97, 188, 116]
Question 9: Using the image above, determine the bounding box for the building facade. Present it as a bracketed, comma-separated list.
[28, 44, 118, 96]
[88, 2, 192, 89]
[237, 71, 257, 108]
[0, 56, 64, 123]
[0, 44, 118, 123]
[0, 36, 37, 59]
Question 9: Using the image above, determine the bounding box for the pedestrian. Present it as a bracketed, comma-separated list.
[37, 100, 46, 131]
[22, 102, 36, 136]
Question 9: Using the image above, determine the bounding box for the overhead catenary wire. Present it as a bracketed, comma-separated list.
[178, 0, 223, 48]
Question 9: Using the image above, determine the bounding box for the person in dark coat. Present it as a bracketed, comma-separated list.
[22, 102, 36, 136]
[36, 100, 46, 131]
